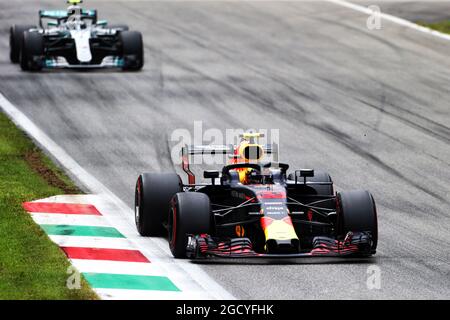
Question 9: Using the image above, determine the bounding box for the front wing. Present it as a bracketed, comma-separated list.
[43, 56, 124, 69]
[186, 232, 374, 259]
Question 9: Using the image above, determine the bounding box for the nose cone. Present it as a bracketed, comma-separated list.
[261, 217, 300, 253]
[266, 239, 300, 253]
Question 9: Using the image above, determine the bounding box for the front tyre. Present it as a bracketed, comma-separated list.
[120, 31, 144, 71]
[337, 190, 378, 252]
[20, 31, 44, 71]
[169, 193, 211, 258]
[135, 173, 182, 236]
[10, 24, 35, 63]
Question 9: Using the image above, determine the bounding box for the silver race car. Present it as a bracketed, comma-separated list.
[10, 0, 143, 71]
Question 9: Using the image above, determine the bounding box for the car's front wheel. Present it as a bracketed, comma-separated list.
[10, 24, 35, 63]
[120, 31, 144, 71]
[20, 31, 44, 71]
[168, 193, 211, 258]
[337, 190, 378, 253]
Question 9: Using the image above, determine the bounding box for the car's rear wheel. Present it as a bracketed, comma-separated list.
[120, 31, 143, 71]
[135, 173, 182, 236]
[168, 193, 211, 258]
[10, 24, 35, 63]
[337, 190, 378, 252]
[20, 31, 44, 71]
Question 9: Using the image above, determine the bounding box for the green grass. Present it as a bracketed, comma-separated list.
[417, 20, 450, 34]
[0, 111, 97, 299]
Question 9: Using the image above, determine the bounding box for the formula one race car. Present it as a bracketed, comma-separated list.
[9, 0, 143, 71]
[135, 133, 378, 259]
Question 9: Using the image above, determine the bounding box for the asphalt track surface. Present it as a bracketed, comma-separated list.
[1, 0, 449, 299]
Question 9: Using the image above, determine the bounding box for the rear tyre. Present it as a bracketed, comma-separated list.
[168, 193, 211, 258]
[10, 24, 34, 63]
[120, 31, 144, 71]
[135, 173, 182, 236]
[20, 31, 44, 71]
[337, 190, 378, 252]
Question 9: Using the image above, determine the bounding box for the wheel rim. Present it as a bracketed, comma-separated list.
[135, 177, 141, 227]
[168, 206, 176, 249]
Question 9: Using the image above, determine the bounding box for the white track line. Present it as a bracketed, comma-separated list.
[328, 0, 450, 42]
[94, 288, 207, 300]
[0, 93, 234, 300]
[33, 194, 100, 204]
[31, 213, 111, 227]
[49, 235, 137, 250]
[71, 259, 164, 276]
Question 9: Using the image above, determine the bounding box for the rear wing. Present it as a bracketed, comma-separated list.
[181, 144, 278, 184]
[38, 9, 97, 27]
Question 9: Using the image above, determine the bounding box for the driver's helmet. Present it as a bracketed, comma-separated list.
[230, 143, 252, 184]
[230, 134, 265, 184]
[237, 167, 253, 184]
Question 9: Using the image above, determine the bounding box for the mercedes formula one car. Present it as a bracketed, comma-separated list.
[135, 133, 378, 259]
[9, 0, 143, 71]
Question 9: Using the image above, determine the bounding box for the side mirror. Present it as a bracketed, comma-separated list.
[204, 170, 220, 185]
[97, 20, 107, 27]
[47, 21, 58, 27]
[295, 169, 314, 184]
[299, 169, 314, 178]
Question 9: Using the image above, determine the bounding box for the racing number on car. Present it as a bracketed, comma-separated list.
[235, 225, 245, 237]
[67, 6, 81, 27]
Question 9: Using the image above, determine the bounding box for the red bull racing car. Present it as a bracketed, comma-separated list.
[135, 133, 378, 259]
